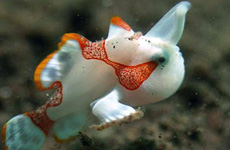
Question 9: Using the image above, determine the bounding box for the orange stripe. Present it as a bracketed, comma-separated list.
[34, 33, 87, 91]
[110, 16, 131, 31]
[2, 124, 8, 150]
[34, 51, 58, 91]
[52, 133, 77, 144]
[58, 33, 87, 50]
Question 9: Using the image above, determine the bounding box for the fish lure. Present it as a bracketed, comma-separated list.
[2, 1, 190, 150]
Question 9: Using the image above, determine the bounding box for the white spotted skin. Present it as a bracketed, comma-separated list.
[105, 33, 185, 106]
[105, 34, 159, 66]
[105, 28, 136, 65]
[46, 40, 118, 120]
[3, 2, 191, 150]
[47, 1, 190, 120]
[118, 41, 185, 106]
[105, 1, 190, 106]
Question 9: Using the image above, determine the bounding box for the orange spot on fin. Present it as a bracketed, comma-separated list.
[110, 16, 131, 31]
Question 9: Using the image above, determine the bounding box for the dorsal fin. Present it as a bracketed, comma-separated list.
[145, 1, 191, 44]
[107, 16, 134, 39]
[34, 33, 87, 90]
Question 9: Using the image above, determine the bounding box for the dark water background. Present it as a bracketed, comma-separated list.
[0, 0, 229, 149]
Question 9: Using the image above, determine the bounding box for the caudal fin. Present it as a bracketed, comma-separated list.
[2, 114, 46, 150]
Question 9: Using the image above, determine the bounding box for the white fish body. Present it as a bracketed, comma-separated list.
[2, 2, 191, 150]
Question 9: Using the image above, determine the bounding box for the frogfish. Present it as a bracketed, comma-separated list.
[2, 1, 190, 150]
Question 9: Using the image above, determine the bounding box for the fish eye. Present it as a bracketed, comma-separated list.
[158, 57, 165, 63]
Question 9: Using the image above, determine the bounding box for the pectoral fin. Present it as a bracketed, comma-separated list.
[90, 89, 144, 130]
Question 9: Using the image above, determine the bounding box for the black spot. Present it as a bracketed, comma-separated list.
[79, 132, 93, 146]
[158, 57, 165, 63]
[113, 45, 116, 49]
[158, 134, 162, 138]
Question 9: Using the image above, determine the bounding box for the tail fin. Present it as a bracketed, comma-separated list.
[2, 81, 63, 150]
[2, 114, 46, 150]
[2, 113, 87, 149]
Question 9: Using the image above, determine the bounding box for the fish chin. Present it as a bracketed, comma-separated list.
[144, 46, 185, 103]
[119, 46, 185, 107]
